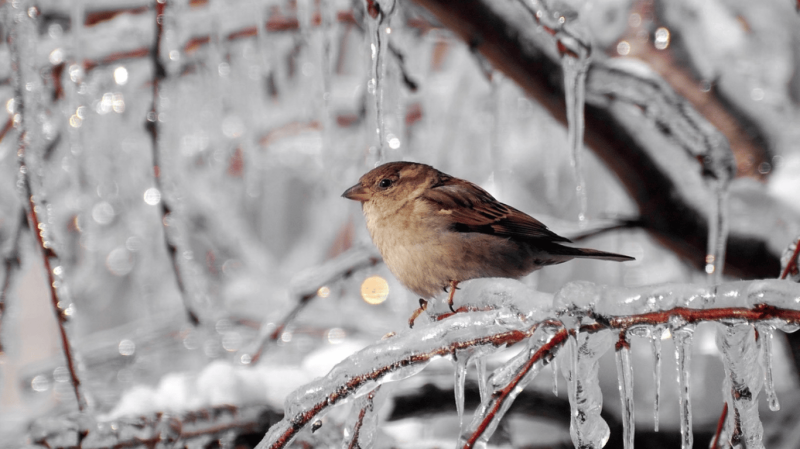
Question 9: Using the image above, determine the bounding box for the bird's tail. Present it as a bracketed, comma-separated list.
[558, 246, 635, 262]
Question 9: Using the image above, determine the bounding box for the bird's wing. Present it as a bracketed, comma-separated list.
[420, 176, 571, 243]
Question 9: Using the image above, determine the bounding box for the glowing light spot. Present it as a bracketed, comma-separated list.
[386, 27, 392, 34]
[49, 48, 64, 65]
[361, 275, 389, 305]
[53, 366, 69, 382]
[326, 327, 346, 344]
[112, 93, 125, 113]
[218, 62, 231, 77]
[169, 50, 180, 61]
[617, 41, 631, 56]
[387, 134, 401, 149]
[106, 247, 134, 276]
[654, 27, 670, 50]
[98, 93, 113, 114]
[661, 328, 672, 340]
[705, 264, 715, 274]
[69, 114, 82, 128]
[92, 201, 115, 225]
[281, 331, 293, 343]
[113, 66, 129, 85]
[76, 106, 86, 119]
[317, 286, 331, 298]
[31, 375, 50, 392]
[143, 187, 161, 205]
[240, 353, 252, 364]
[6, 98, 15, 114]
[118, 339, 136, 356]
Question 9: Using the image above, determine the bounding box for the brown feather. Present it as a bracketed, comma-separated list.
[420, 173, 571, 244]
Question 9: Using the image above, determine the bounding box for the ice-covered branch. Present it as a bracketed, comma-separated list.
[259, 278, 800, 449]
[408, 0, 797, 279]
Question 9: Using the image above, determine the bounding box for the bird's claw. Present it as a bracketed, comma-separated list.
[408, 298, 428, 328]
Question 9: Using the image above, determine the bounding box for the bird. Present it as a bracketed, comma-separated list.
[342, 161, 633, 317]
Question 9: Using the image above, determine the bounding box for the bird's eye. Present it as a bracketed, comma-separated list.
[378, 178, 393, 189]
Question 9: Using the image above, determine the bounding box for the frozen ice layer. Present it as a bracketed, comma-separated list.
[455, 278, 553, 320]
[746, 280, 800, 312]
[564, 330, 613, 449]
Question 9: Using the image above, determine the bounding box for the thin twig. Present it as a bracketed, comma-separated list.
[780, 239, 800, 280]
[146, 0, 200, 326]
[7, 6, 87, 412]
[710, 402, 729, 449]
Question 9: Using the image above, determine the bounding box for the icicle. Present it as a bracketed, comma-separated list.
[459, 323, 564, 449]
[454, 353, 468, 429]
[551, 356, 559, 397]
[673, 325, 695, 449]
[561, 51, 590, 223]
[615, 333, 635, 449]
[705, 183, 730, 284]
[757, 325, 780, 411]
[562, 330, 612, 449]
[474, 356, 489, 404]
[341, 385, 389, 449]
[651, 327, 663, 432]
[365, 0, 395, 164]
[717, 324, 764, 449]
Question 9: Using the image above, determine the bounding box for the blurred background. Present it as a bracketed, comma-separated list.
[0, 0, 799, 447]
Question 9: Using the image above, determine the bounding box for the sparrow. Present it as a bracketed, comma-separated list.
[342, 162, 633, 312]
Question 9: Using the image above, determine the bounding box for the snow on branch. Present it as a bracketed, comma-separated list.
[257, 278, 800, 449]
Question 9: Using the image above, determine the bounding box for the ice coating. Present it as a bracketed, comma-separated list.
[716, 324, 764, 449]
[756, 325, 780, 411]
[258, 306, 538, 449]
[615, 335, 635, 449]
[562, 330, 612, 449]
[673, 326, 695, 449]
[454, 278, 553, 318]
[746, 280, 800, 316]
[459, 324, 565, 449]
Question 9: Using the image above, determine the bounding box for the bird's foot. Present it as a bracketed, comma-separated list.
[446, 280, 460, 312]
[408, 298, 429, 328]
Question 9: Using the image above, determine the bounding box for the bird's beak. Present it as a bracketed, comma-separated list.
[342, 184, 370, 202]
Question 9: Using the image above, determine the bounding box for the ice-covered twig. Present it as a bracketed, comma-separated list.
[7, 2, 87, 413]
[146, 0, 200, 326]
[245, 246, 381, 364]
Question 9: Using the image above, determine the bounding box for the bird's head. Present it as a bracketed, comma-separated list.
[342, 162, 437, 209]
